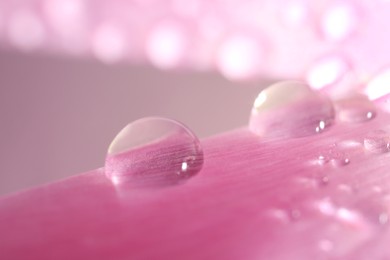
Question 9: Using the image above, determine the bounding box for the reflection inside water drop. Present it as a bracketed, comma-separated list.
[335, 94, 376, 123]
[105, 117, 203, 186]
[364, 130, 390, 153]
[249, 81, 334, 139]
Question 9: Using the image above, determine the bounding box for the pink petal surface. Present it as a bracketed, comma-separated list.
[1, 109, 390, 259]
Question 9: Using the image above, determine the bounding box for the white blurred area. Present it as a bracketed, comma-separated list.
[0, 51, 272, 196]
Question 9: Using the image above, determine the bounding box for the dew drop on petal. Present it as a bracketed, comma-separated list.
[317, 144, 350, 167]
[335, 94, 376, 123]
[364, 130, 390, 153]
[105, 117, 203, 186]
[249, 81, 334, 139]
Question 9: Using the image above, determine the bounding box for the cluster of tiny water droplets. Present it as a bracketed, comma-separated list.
[254, 81, 390, 258]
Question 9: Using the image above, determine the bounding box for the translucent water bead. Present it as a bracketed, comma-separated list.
[249, 81, 335, 139]
[105, 117, 203, 186]
[334, 94, 376, 123]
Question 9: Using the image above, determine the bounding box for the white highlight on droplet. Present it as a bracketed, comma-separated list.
[316, 120, 326, 133]
[321, 2, 358, 42]
[216, 34, 263, 80]
[181, 162, 188, 171]
[8, 9, 45, 51]
[92, 23, 126, 64]
[306, 55, 349, 90]
[146, 21, 187, 70]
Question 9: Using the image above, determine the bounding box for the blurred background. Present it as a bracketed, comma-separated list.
[0, 51, 269, 196]
[1, 0, 390, 195]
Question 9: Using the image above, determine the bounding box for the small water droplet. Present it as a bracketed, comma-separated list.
[335, 94, 376, 123]
[319, 176, 330, 186]
[105, 117, 203, 186]
[364, 130, 390, 153]
[249, 81, 334, 139]
[317, 144, 350, 167]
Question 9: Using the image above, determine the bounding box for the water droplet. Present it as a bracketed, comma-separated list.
[317, 144, 350, 167]
[105, 117, 203, 186]
[364, 130, 390, 153]
[249, 81, 334, 139]
[319, 175, 330, 186]
[335, 94, 376, 123]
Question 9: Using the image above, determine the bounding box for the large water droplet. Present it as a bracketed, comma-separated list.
[105, 117, 203, 186]
[335, 94, 376, 123]
[364, 130, 390, 153]
[249, 81, 334, 139]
